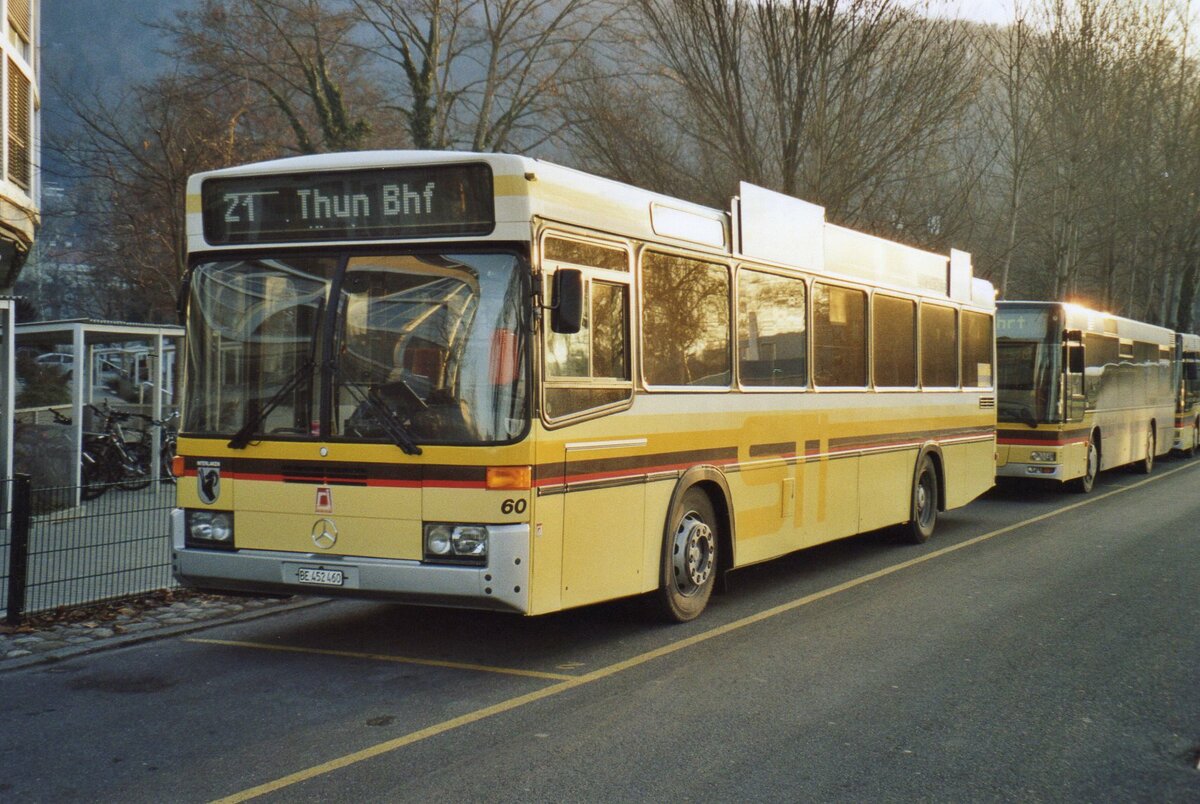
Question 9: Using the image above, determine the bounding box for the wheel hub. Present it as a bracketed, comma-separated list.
[916, 475, 934, 526]
[672, 512, 715, 595]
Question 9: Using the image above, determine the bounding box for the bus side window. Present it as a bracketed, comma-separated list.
[642, 251, 731, 387]
[738, 268, 807, 388]
[542, 235, 632, 420]
[961, 310, 994, 388]
[920, 303, 958, 388]
[873, 294, 916, 388]
[813, 283, 867, 387]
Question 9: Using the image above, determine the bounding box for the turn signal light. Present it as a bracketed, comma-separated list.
[487, 465, 531, 490]
[172, 455, 185, 477]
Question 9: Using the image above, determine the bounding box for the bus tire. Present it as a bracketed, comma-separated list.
[1135, 426, 1155, 474]
[901, 455, 938, 544]
[1067, 434, 1099, 494]
[655, 487, 718, 623]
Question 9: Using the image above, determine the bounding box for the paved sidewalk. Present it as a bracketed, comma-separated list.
[0, 591, 326, 671]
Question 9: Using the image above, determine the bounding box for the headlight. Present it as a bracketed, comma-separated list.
[1030, 451, 1057, 462]
[426, 524, 454, 556]
[451, 526, 488, 557]
[185, 510, 235, 549]
[424, 523, 489, 564]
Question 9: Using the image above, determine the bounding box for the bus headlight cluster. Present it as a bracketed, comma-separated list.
[424, 523, 489, 564]
[185, 510, 235, 549]
[1029, 451, 1057, 462]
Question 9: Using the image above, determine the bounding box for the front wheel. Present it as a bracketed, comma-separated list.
[900, 455, 938, 544]
[655, 488, 719, 623]
[1067, 435, 1099, 494]
[80, 453, 108, 500]
[1135, 426, 1155, 475]
[117, 442, 153, 490]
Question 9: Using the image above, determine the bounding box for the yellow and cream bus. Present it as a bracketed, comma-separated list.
[1173, 331, 1200, 456]
[172, 151, 996, 621]
[996, 301, 1175, 492]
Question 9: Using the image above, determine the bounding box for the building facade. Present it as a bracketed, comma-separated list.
[0, 0, 36, 290]
[1, 0, 37, 489]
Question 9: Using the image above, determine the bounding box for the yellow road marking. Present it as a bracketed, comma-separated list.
[213, 462, 1197, 803]
[184, 638, 576, 681]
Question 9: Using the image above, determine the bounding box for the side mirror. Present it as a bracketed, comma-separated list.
[1068, 344, 1085, 374]
[550, 268, 583, 334]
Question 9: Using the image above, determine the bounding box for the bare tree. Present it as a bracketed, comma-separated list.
[982, 11, 1046, 298]
[49, 73, 269, 320]
[352, 0, 626, 152]
[164, 0, 381, 155]
[597, 0, 980, 239]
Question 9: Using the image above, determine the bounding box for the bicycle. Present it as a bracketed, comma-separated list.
[55, 404, 153, 499]
[131, 409, 179, 484]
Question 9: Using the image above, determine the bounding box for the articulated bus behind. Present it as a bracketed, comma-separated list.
[996, 302, 1176, 493]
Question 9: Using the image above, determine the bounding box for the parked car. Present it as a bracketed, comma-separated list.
[35, 352, 75, 377]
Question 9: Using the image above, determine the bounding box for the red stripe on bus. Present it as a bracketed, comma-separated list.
[997, 437, 1090, 447]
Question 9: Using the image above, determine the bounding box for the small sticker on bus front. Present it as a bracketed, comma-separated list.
[316, 486, 333, 513]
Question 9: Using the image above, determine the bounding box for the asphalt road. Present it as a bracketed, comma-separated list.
[1, 459, 1198, 802]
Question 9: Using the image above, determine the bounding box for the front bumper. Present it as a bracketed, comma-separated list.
[171, 509, 530, 613]
[996, 462, 1064, 480]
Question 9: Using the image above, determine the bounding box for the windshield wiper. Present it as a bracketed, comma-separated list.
[998, 402, 1038, 429]
[227, 357, 317, 449]
[228, 298, 325, 449]
[342, 382, 423, 455]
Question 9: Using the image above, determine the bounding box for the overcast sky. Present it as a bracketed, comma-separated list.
[927, 0, 1015, 25]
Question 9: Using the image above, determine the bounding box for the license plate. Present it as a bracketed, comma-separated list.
[296, 567, 345, 586]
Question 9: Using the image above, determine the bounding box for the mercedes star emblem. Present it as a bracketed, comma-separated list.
[311, 518, 338, 550]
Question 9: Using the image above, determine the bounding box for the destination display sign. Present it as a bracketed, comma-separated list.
[201, 163, 495, 245]
[996, 306, 1058, 340]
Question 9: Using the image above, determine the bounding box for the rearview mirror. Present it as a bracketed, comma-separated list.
[1068, 344, 1085, 374]
[551, 269, 583, 334]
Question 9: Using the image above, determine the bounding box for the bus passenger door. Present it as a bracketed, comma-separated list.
[560, 441, 646, 608]
[1064, 330, 1086, 422]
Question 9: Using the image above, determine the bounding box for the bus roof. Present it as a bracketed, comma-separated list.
[187, 151, 993, 307]
[998, 300, 1174, 345]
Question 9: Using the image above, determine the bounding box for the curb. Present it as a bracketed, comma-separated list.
[0, 596, 331, 673]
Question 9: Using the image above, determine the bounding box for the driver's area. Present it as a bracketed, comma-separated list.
[333, 255, 478, 444]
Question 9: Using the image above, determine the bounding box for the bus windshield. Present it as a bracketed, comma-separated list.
[183, 250, 529, 445]
[997, 339, 1061, 425]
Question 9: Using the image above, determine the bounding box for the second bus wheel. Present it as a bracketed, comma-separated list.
[1135, 426, 1155, 474]
[656, 488, 719, 623]
[901, 455, 939, 544]
[1067, 434, 1099, 494]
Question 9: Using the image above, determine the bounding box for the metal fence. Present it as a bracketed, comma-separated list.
[1, 477, 177, 624]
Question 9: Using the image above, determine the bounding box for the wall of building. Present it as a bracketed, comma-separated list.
[0, 0, 38, 291]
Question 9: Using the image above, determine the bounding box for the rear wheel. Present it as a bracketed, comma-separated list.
[655, 488, 719, 623]
[1067, 434, 1099, 494]
[901, 455, 938, 544]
